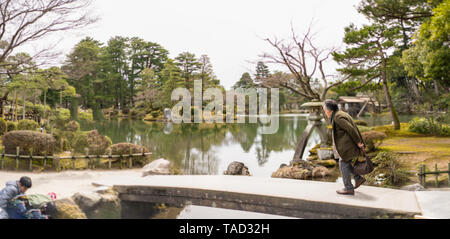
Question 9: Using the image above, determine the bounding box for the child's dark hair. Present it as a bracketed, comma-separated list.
[19, 176, 32, 188]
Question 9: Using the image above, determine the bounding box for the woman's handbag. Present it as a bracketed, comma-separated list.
[353, 147, 374, 175]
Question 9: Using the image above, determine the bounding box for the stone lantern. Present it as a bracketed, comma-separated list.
[291, 100, 329, 164]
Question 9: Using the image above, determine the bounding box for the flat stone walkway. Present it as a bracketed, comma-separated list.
[415, 190, 450, 219]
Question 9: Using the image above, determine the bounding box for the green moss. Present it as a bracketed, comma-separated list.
[372, 123, 422, 138]
[380, 137, 450, 156]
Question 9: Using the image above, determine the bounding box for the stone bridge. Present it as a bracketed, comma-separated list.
[108, 175, 422, 219]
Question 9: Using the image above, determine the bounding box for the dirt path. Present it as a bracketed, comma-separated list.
[0, 169, 142, 199]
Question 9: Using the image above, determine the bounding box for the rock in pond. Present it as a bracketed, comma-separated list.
[142, 158, 171, 176]
[223, 161, 251, 176]
[272, 160, 329, 179]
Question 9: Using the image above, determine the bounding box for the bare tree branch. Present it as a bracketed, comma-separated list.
[260, 23, 340, 101]
[0, 0, 98, 64]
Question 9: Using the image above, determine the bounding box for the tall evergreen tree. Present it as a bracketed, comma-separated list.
[254, 61, 270, 83]
[333, 23, 402, 129]
[175, 52, 201, 90]
[233, 72, 255, 89]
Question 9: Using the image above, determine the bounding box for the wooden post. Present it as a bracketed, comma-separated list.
[15, 146, 19, 171]
[71, 149, 75, 169]
[108, 148, 112, 169]
[43, 155, 47, 170]
[119, 154, 123, 169]
[1, 148, 4, 170]
[55, 156, 60, 172]
[128, 148, 132, 169]
[435, 164, 439, 188]
[423, 165, 427, 187]
[95, 153, 99, 170]
[418, 165, 423, 186]
[92, 152, 97, 170]
[84, 148, 89, 169]
[448, 163, 450, 187]
[29, 152, 33, 172]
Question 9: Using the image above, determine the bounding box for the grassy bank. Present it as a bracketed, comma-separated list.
[373, 123, 450, 187]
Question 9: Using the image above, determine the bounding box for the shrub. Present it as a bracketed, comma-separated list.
[365, 151, 412, 187]
[107, 142, 151, 166]
[17, 119, 39, 131]
[53, 128, 76, 152]
[0, 118, 6, 135]
[361, 131, 387, 152]
[48, 108, 71, 130]
[72, 131, 89, 154]
[2, 130, 55, 156]
[408, 117, 450, 136]
[72, 130, 111, 155]
[357, 125, 371, 133]
[65, 121, 80, 132]
[78, 110, 93, 123]
[354, 120, 368, 126]
[24, 102, 51, 117]
[6, 121, 17, 132]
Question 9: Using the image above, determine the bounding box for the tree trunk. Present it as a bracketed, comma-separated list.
[14, 91, 18, 122]
[70, 96, 79, 120]
[44, 89, 47, 119]
[60, 90, 63, 108]
[22, 94, 26, 120]
[433, 80, 440, 96]
[381, 69, 400, 130]
[378, 42, 400, 130]
[410, 77, 422, 103]
[0, 99, 3, 118]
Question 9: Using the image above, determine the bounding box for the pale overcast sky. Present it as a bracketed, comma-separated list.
[50, 0, 368, 89]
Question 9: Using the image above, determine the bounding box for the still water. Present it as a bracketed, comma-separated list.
[80, 114, 414, 218]
[80, 114, 414, 177]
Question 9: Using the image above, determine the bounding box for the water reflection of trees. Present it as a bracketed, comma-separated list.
[80, 116, 309, 174]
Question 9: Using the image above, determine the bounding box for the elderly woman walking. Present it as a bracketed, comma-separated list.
[322, 100, 366, 195]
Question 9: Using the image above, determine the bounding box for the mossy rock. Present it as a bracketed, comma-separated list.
[307, 155, 319, 161]
[50, 198, 87, 219]
[273, 160, 329, 179]
[143, 114, 155, 122]
[308, 144, 320, 156]
[17, 119, 39, 131]
[2, 130, 55, 156]
[316, 159, 337, 168]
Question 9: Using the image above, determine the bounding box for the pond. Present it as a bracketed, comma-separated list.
[79, 114, 414, 178]
[80, 114, 415, 219]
